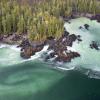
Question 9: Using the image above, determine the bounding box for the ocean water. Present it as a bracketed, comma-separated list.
[0, 17, 100, 100]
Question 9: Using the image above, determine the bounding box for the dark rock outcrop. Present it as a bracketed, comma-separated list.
[20, 30, 81, 62]
[44, 30, 81, 62]
[20, 46, 34, 59]
[20, 45, 44, 59]
[19, 39, 44, 58]
[55, 51, 80, 62]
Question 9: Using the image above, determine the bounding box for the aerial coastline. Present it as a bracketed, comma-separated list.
[0, 0, 100, 62]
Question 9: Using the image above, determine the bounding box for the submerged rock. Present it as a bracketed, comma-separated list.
[84, 24, 89, 30]
[79, 24, 90, 30]
[79, 26, 83, 29]
[90, 41, 100, 50]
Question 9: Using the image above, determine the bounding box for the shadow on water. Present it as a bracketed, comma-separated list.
[0, 61, 38, 85]
[0, 61, 59, 85]
[31, 71, 100, 100]
[0, 61, 100, 100]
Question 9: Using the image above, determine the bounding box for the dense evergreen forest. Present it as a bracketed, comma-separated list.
[0, 0, 100, 41]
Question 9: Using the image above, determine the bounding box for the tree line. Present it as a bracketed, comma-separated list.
[0, 0, 99, 41]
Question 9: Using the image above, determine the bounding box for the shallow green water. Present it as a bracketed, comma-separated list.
[0, 17, 100, 100]
[0, 60, 100, 100]
[0, 61, 65, 100]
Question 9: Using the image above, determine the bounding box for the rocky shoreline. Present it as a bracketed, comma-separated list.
[19, 29, 81, 62]
[0, 14, 100, 62]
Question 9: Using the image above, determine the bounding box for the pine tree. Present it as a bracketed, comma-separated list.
[17, 15, 25, 34]
[2, 16, 7, 34]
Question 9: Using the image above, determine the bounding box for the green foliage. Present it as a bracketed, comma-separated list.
[28, 12, 64, 41]
[0, 0, 99, 41]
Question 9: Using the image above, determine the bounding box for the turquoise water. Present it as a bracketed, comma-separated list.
[0, 18, 100, 100]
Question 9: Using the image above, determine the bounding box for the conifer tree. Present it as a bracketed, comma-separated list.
[17, 15, 25, 34]
[2, 16, 7, 34]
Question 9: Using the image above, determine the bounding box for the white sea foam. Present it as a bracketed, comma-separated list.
[24, 45, 49, 61]
[57, 66, 75, 71]
[63, 17, 100, 78]
[0, 44, 21, 51]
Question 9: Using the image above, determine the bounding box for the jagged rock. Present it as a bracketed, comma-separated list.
[55, 51, 80, 62]
[20, 45, 43, 59]
[20, 40, 44, 59]
[20, 46, 34, 59]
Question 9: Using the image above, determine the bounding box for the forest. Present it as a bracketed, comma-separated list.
[0, 0, 100, 41]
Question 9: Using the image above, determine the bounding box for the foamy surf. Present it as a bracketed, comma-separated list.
[63, 17, 100, 78]
[26, 45, 49, 61]
[0, 44, 21, 51]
